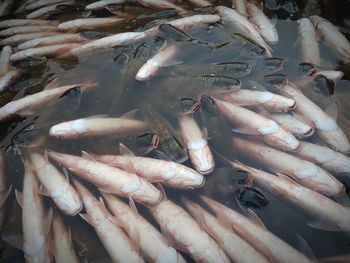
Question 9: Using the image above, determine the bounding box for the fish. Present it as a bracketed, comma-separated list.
[60, 31, 146, 57]
[246, 2, 279, 44]
[9, 75, 53, 93]
[26, 1, 78, 19]
[136, 44, 179, 80]
[214, 98, 300, 151]
[193, 74, 241, 97]
[52, 211, 80, 263]
[310, 15, 350, 63]
[230, 161, 350, 232]
[0, 46, 12, 77]
[16, 161, 53, 263]
[103, 193, 186, 263]
[0, 0, 14, 17]
[218, 89, 296, 112]
[235, 186, 269, 208]
[12, 58, 47, 69]
[25, 0, 76, 10]
[298, 18, 320, 66]
[231, 136, 345, 196]
[0, 82, 96, 122]
[17, 33, 88, 50]
[185, 0, 213, 8]
[58, 17, 125, 31]
[85, 0, 127, 11]
[136, 0, 188, 16]
[149, 198, 230, 263]
[216, 6, 272, 56]
[48, 150, 162, 206]
[28, 150, 83, 216]
[182, 197, 270, 263]
[1, 32, 61, 46]
[49, 113, 148, 139]
[295, 141, 350, 175]
[141, 104, 188, 163]
[0, 151, 12, 230]
[119, 132, 159, 156]
[200, 195, 313, 263]
[0, 70, 21, 92]
[73, 180, 145, 263]
[10, 43, 81, 61]
[178, 112, 215, 174]
[85, 143, 205, 189]
[0, 19, 58, 29]
[0, 25, 60, 38]
[230, 0, 248, 17]
[278, 83, 350, 153]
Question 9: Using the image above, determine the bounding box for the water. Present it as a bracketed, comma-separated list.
[1, 0, 350, 262]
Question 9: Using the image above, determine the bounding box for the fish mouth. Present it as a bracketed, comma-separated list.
[199, 166, 215, 175]
[302, 127, 315, 138]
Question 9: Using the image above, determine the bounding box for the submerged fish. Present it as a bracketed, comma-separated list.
[58, 17, 125, 31]
[0, 25, 60, 38]
[0, 46, 12, 78]
[298, 18, 320, 66]
[0, 19, 58, 29]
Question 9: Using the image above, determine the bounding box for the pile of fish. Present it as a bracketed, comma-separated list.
[0, 0, 350, 262]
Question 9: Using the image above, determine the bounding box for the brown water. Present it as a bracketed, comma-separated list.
[1, 0, 350, 262]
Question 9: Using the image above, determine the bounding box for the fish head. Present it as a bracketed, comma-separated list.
[298, 62, 317, 77]
[263, 57, 285, 74]
[199, 96, 219, 115]
[197, 74, 241, 96]
[188, 140, 215, 175]
[214, 62, 252, 78]
[178, 98, 200, 115]
[264, 73, 288, 91]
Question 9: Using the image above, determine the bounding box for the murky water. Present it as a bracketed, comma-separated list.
[1, 0, 350, 262]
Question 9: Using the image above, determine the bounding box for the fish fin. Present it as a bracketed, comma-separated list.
[307, 220, 342, 232]
[120, 109, 139, 120]
[15, 189, 23, 208]
[44, 207, 53, 237]
[245, 208, 267, 230]
[156, 183, 167, 202]
[85, 114, 109, 119]
[44, 78, 59, 90]
[232, 127, 260, 135]
[37, 184, 51, 197]
[79, 213, 95, 227]
[98, 196, 107, 210]
[159, 59, 183, 67]
[296, 234, 317, 261]
[61, 166, 70, 181]
[325, 99, 338, 120]
[276, 172, 299, 185]
[119, 143, 135, 157]
[128, 197, 139, 216]
[0, 185, 12, 207]
[81, 150, 97, 161]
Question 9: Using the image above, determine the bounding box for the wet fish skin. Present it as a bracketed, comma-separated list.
[185, 0, 213, 8]
[0, 69, 21, 92]
[0, 25, 60, 38]
[0, 46, 12, 77]
[231, 161, 350, 232]
[26, 1, 77, 19]
[85, 0, 127, 11]
[149, 198, 231, 263]
[178, 113, 215, 175]
[52, 211, 80, 263]
[58, 17, 125, 31]
[214, 98, 300, 151]
[298, 18, 320, 66]
[230, 0, 248, 17]
[103, 193, 186, 263]
[25, 0, 75, 10]
[136, 0, 189, 16]
[48, 150, 162, 206]
[1, 32, 61, 46]
[231, 136, 345, 196]
[49, 116, 148, 139]
[28, 150, 83, 216]
[0, 19, 58, 29]
[182, 197, 270, 263]
[200, 195, 313, 263]
[73, 180, 145, 263]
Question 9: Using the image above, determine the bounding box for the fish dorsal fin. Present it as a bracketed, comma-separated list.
[307, 220, 342, 232]
[296, 234, 317, 261]
[128, 197, 139, 216]
[119, 143, 135, 157]
[44, 207, 53, 237]
[325, 99, 338, 120]
[246, 208, 267, 230]
[120, 109, 139, 120]
[0, 185, 12, 207]
[15, 189, 23, 208]
[98, 196, 107, 211]
[276, 172, 299, 185]
[81, 151, 97, 161]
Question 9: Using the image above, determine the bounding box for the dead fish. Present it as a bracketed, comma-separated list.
[85, 0, 127, 11]
[261, 57, 285, 73]
[216, 6, 272, 56]
[231, 136, 345, 196]
[185, 0, 212, 8]
[136, 45, 180, 80]
[278, 83, 350, 153]
[0, 46, 12, 77]
[73, 180, 145, 263]
[12, 123, 47, 148]
[236, 186, 269, 208]
[0, 82, 96, 122]
[182, 197, 270, 263]
[49, 112, 148, 139]
[230, 161, 350, 232]
[17, 33, 88, 50]
[1, 32, 61, 46]
[58, 17, 124, 31]
[141, 104, 188, 163]
[61, 31, 146, 57]
[219, 89, 295, 112]
[16, 161, 53, 263]
[214, 98, 300, 151]
[0, 70, 21, 92]
[246, 2, 279, 44]
[298, 18, 320, 66]
[178, 112, 215, 174]
[103, 193, 186, 263]
[87, 143, 204, 189]
[12, 58, 47, 69]
[0, 0, 14, 17]
[0, 19, 58, 29]
[48, 150, 162, 206]
[264, 73, 288, 89]
[230, 0, 248, 17]
[194, 75, 241, 96]
[52, 211, 80, 263]
[296, 141, 350, 176]
[0, 25, 60, 38]
[149, 198, 230, 263]
[119, 132, 159, 156]
[200, 195, 313, 263]
[28, 150, 83, 216]
[136, 0, 188, 16]
[25, 0, 75, 10]
[157, 23, 193, 42]
[310, 15, 350, 63]
[0, 151, 12, 229]
[26, 1, 78, 19]
[9, 76, 52, 93]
